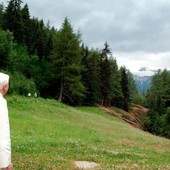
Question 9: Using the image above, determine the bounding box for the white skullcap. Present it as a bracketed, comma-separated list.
[0, 72, 9, 88]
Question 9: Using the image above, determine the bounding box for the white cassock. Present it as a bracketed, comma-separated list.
[0, 93, 11, 168]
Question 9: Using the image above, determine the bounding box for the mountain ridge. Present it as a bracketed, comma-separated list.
[133, 67, 157, 77]
[133, 67, 157, 94]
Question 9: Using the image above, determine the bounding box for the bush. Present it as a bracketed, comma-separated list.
[8, 72, 38, 96]
[132, 93, 146, 106]
[144, 108, 170, 138]
[162, 107, 170, 138]
[144, 110, 160, 134]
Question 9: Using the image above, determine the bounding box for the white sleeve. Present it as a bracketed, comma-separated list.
[0, 97, 11, 168]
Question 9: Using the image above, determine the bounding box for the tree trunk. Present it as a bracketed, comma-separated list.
[58, 77, 63, 102]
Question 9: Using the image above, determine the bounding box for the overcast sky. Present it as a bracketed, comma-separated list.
[1, 0, 170, 72]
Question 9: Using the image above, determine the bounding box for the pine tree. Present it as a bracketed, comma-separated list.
[3, 0, 24, 44]
[108, 57, 122, 107]
[21, 4, 30, 46]
[0, 30, 13, 69]
[99, 42, 113, 106]
[126, 69, 138, 102]
[145, 69, 170, 138]
[82, 47, 101, 104]
[0, 3, 4, 28]
[120, 66, 130, 111]
[36, 20, 46, 60]
[147, 69, 169, 114]
[50, 18, 85, 105]
[27, 18, 39, 55]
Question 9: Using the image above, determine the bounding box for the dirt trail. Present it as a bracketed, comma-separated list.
[96, 104, 148, 129]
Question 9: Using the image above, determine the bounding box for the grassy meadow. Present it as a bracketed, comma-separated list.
[6, 95, 170, 170]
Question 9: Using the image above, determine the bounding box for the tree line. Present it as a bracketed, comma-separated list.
[0, 0, 138, 110]
[145, 69, 170, 138]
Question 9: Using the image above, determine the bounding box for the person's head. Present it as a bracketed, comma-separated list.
[0, 72, 10, 95]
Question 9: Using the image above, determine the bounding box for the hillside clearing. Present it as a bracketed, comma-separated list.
[7, 95, 170, 170]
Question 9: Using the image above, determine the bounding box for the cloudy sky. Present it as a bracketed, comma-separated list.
[1, 0, 170, 72]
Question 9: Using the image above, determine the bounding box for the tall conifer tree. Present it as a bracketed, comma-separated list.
[82, 47, 101, 104]
[0, 3, 4, 28]
[99, 42, 113, 106]
[4, 0, 24, 43]
[50, 18, 85, 104]
[120, 66, 130, 111]
[21, 4, 30, 46]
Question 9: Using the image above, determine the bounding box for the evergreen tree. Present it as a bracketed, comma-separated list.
[147, 69, 169, 114]
[109, 57, 123, 107]
[3, 0, 25, 44]
[145, 69, 170, 138]
[35, 20, 46, 60]
[126, 69, 138, 102]
[27, 18, 39, 55]
[50, 18, 85, 105]
[0, 3, 4, 28]
[27, 18, 52, 60]
[21, 4, 30, 46]
[99, 42, 113, 106]
[120, 66, 130, 111]
[44, 31, 53, 59]
[30, 56, 52, 97]
[0, 30, 13, 69]
[82, 47, 101, 104]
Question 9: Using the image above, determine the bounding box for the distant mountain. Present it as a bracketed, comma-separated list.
[134, 67, 157, 77]
[133, 67, 157, 94]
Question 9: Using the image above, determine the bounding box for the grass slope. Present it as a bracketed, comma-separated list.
[7, 95, 170, 170]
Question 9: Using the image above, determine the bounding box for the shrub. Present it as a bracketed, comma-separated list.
[8, 72, 38, 96]
[132, 93, 146, 106]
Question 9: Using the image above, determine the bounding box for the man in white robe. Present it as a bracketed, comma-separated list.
[0, 73, 12, 170]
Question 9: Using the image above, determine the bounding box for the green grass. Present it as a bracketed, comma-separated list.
[6, 95, 170, 170]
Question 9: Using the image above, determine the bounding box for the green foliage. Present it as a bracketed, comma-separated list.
[119, 66, 130, 111]
[0, 3, 4, 28]
[145, 69, 170, 138]
[0, 1, 137, 109]
[161, 107, 170, 137]
[99, 42, 113, 106]
[0, 29, 14, 68]
[9, 72, 37, 95]
[147, 69, 170, 111]
[3, 0, 25, 44]
[81, 47, 101, 104]
[21, 4, 31, 48]
[109, 59, 123, 107]
[144, 110, 160, 135]
[30, 57, 53, 98]
[127, 69, 138, 101]
[132, 93, 147, 106]
[50, 18, 85, 105]
[7, 45, 31, 74]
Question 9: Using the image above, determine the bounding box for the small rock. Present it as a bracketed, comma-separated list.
[74, 161, 99, 169]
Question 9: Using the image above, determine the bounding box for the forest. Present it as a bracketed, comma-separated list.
[0, 0, 169, 138]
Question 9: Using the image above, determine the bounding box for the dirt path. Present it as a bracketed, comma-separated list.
[96, 104, 148, 129]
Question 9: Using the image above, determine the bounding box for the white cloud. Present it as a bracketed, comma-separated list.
[115, 51, 170, 72]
